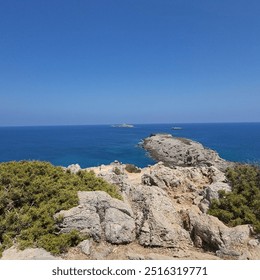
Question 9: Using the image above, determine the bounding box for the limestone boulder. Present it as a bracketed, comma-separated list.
[56, 191, 136, 244]
[130, 185, 192, 248]
[185, 207, 254, 258]
[105, 208, 136, 244]
[56, 205, 102, 240]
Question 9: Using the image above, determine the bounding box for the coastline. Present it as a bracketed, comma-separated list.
[1, 134, 260, 260]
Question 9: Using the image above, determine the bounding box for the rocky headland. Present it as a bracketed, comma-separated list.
[142, 133, 234, 171]
[1, 134, 259, 260]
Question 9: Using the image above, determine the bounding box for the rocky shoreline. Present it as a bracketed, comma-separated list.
[1, 134, 259, 260]
[142, 133, 234, 171]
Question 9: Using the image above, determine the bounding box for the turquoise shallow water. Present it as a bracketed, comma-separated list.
[0, 123, 259, 168]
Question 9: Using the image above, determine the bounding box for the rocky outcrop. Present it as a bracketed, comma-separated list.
[141, 163, 212, 191]
[142, 134, 233, 171]
[50, 159, 260, 260]
[56, 186, 192, 249]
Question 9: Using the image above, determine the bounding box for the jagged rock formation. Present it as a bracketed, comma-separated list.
[184, 206, 252, 254]
[54, 158, 259, 260]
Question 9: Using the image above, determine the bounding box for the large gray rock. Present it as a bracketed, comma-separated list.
[130, 185, 192, 248]
[56, 206, 102, 240]
[105, 208, 136, 244]
[78, 239, 93, 255]
[142, 134, 233, 171]
[185, 207, 252, 257]
[56, 191, 136, 244]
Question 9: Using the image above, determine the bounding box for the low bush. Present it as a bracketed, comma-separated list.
[125, 164, 141, 173]
[208, 164, 260, 233]
[0, 161, 121, 255]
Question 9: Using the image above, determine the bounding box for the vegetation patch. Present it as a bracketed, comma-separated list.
[0, 161, 121, 256]
[125, 164, 141, 173]
[208, 164, 260, 233]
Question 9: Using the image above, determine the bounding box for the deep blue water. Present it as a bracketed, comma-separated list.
[0, 123, 259, 168]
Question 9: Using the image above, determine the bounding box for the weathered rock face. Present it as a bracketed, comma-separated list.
[142, 134, 233, 171]
[56, 191, 136, 244]
[189, 208, 248, 248]
[56, 186, 191, 249]
[130, 184, 192, 248]
[141, 163, 212, 191]
[183, 206, 257, 259]
[104, 207, 135, 244]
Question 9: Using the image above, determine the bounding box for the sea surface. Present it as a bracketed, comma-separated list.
[0, 123, 259, 168]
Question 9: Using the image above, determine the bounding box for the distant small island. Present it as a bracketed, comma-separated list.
[111, 123, 134, 128]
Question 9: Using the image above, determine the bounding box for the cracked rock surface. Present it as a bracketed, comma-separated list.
[55, 191, 136, 244]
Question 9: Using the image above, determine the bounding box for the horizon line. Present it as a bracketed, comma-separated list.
[1, 121, 260, 128]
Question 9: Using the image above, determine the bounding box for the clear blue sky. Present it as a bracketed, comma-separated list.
[1, 0, 260, 126]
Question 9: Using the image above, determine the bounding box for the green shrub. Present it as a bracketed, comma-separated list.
[0, 161, 121, 255]
[208, 164, 260, 233]
[125, 164, 141, 173]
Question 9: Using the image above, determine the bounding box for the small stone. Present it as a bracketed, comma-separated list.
[78, 240, 93, 255]
[67, 164, 81, 173]
[193, 196, 203, 205]
[127, 253, 145, 260]
[248, 239, 259, 247]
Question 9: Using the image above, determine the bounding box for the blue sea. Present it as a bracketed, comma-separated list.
[0, 123, 259, 168]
